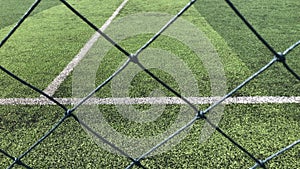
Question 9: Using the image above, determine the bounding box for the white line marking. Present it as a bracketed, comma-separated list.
[1, 96, 300, 105]
[42, 0, 129, 96]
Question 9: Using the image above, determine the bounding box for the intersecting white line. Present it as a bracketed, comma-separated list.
[5, 0, 298, 106]
[1, 96, 299, 105]
[42, 0, 129, 96]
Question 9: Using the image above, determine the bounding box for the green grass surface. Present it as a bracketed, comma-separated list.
[1, 104, 299, 168]
[1, 0, 299, 168]
[195, 0, 300, 96]
[0, 0, 60, 30]
[0, 0, 123, 98]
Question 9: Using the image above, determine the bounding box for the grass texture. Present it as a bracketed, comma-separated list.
[1, 0, 299, 168]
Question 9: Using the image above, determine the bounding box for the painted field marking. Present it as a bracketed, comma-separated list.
[1, 96, 299, 105]
[42, 0, 129, 96]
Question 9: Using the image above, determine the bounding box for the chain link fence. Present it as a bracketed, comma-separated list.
[1, 0, 299, 168]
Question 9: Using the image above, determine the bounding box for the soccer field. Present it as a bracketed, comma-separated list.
[1, 0, 299, 168]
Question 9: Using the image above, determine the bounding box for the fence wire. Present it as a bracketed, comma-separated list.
[1, 0, 299, 168]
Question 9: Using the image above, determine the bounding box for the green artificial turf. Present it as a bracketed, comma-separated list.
[1, 0, 299, 168]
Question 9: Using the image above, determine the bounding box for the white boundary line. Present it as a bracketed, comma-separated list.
[42, 0, 129, 96]
[1, 96, 300, 105]
[24, 1, 299, 106]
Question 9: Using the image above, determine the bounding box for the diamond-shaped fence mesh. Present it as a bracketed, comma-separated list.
[0, 0, 299, 168]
